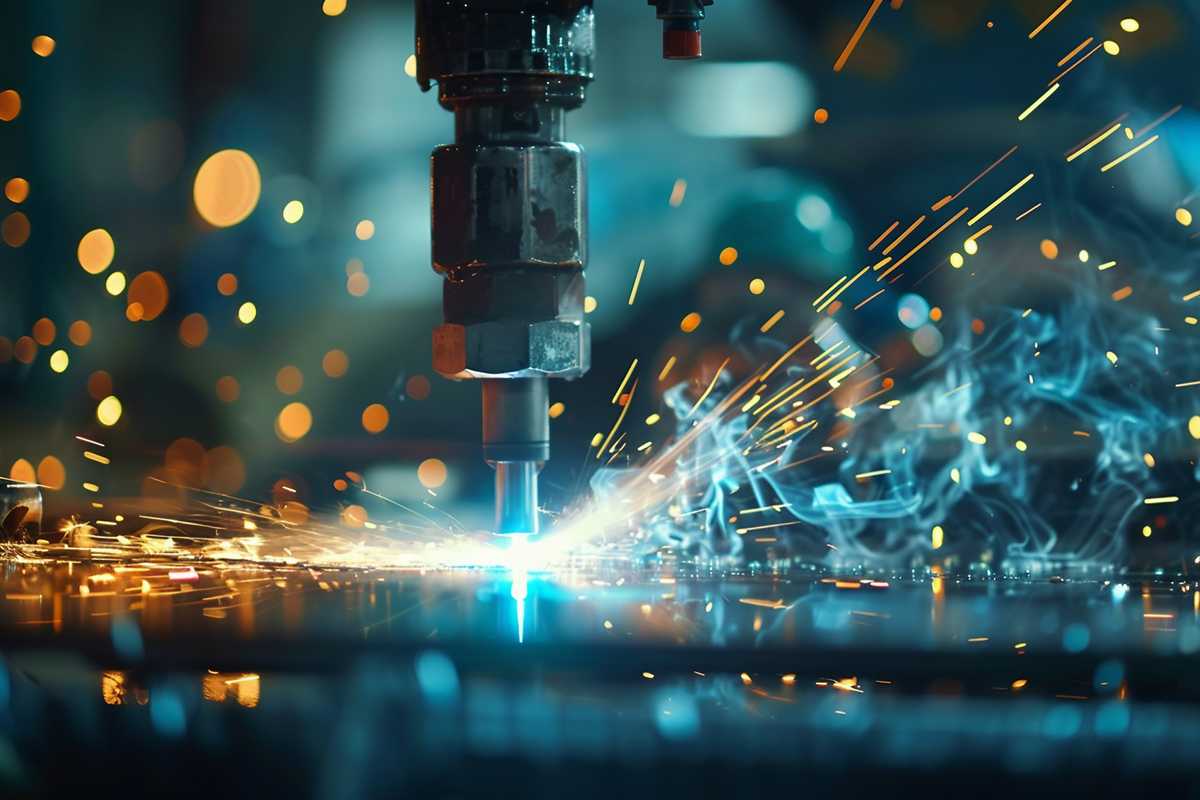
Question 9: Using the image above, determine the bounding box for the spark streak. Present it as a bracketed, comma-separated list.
[882, 215, 925, 255]
[658, 356, 676, 382]
[759, 335, 812, 384]
[948, 145, 1018, 204]
[1057, 36, 1093, 67]
[597, 379, 637, 459]
[686, 358, 730, 417]
[854, 289, 885, 310]
[1015, 203, 1042, 221]
[878, 207, 970, 280]
[833, 0, 886, 72]
[968, 174, 1033, 226]
[1100, 135, 1160, 172]
[1066, 123, 1121, 162]
[854, 469, 892, 480]
[760, 310, 786, 333]
[735, 520, 805, 535]
[612, 358, 638, 404]
[627, 258, 645, 305]
[1134, 104, 1182, 138]
[1028, 0, 1074, 39]
[1018, 83, 1059, 121]
[812, 276, 847, 308]
[816, 263, 872, 312]
[1048, 44, 1102, 86]
[868, 220, 899, 251]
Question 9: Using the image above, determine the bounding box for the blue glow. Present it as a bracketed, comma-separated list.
[415, 650, 460, 705]
[1063, 623, 1091, 653]
[897, 293, 930, 330]
[508, 534, 531, 644]
[150, 689, 186, 738]
[111, 617, 143, 662]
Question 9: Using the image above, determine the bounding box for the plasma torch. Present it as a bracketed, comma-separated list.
[415, 0, 714, 535]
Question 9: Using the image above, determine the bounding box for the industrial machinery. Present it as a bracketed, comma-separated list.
[415, 0, 715, 535]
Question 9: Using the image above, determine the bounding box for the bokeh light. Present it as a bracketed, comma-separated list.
[78, 228, 115, 274]
[32, 318, 56, 346]
[125, 302, 144, 322]
[87, 371, 113, 400]
[0, 90, 20, 122]
[897, 294, 930, 330]
[281, 200, 304, 224]
[4, 177, 29, 203]
[276, 402, 313, 443]
[276, 365, 304, 395]
[48, 350, 69, 373]
[36, 456, 65, 490]
[584, 296, 598, 313]
[96, 395, 123, 426]
[748, 278, 765, 295]
[405, 374, 431, 400]
[127, 271, 169, 320]
[549, 401, 565, 419]
[355, 219, 375, 240]
[718, 247, 738, 266]
[346, 272, 370, 296]
[1039, 239, 1059, 259]
[68, 320, 92, 346]
[31, 35, 56, 57]
[322, 349, 349, 378]
[206, 446, 246, 494]
[813, 107, 829, 124]
[216, 376, 240, 403]
[193, 149, 261, 228]
[8, 459, 35, 484]
[237, 301, 257, 324]
[105, 271, 126, 295]
[417, 458, 448, 489]
[1103, 40, 1120, 55]
[217, 273, 238, 295]
[322, 0, 347, 16]
[2, 212, 30, 247]
[361, 403, 389, 434]
[680, 312, 702, 333]
[341, 504, 367, 528]
[13, 336, 36, 364]
[912, 324, 943, 357]
[165, 437, 208, 485]
[179, 313, 209, 347]
[1178, 208, 1194, 226]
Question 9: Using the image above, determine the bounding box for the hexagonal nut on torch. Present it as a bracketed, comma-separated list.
[433, 319, 590, 380]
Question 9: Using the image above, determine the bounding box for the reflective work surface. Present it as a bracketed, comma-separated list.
[1, 558, 1199, 798]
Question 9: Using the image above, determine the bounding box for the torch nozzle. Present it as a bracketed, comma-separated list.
[493, 461, 540, 535]
[482, 378, 549, 536]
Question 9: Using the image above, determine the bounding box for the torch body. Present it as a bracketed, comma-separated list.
[417, 1, 594, 535]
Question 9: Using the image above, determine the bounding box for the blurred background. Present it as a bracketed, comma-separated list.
[1, 0, 1198, 534]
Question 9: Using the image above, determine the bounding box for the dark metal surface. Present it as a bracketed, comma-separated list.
[1, 561, 1199, 798]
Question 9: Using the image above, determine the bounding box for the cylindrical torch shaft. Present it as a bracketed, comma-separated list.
[482, 378, 549, 534]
